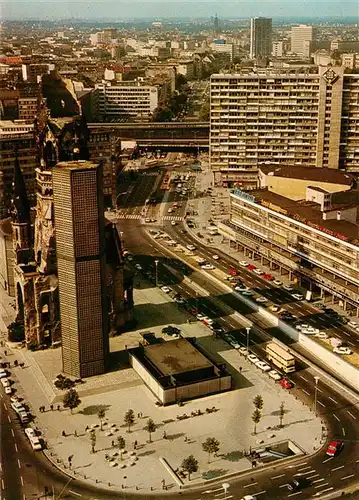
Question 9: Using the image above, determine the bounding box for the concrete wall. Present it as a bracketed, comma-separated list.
[128, 352, 165, 402]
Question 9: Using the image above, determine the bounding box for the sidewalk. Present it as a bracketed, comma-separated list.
[0, 278, 323, 494]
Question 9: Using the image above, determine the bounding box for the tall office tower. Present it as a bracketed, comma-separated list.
[210, 66, 359, 187]
[52, 161, 109, 378]
[213, 14, 220, 36]
[249, 17, 272, 59]
[291, 25, 313, 57]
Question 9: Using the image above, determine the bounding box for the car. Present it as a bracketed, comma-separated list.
[229, 340, 241, 349]
[333, 346, 353, 355]
[273, 280, 282, 286]
[10, 395, 20, 404]
[283, 284, 294, 291]
[241, 496, 257, 500]
[196, 313, 206, 321]
[242, 290, 254, 296]
[348, 321, 359, 329]
[287, 476, 311, 491]
[134, 263, 142, 271]
[145, 218, 151, 223]
[255, 296, 268, 303]
[291, 293, 304, 300]
[315, 331, 328, 339]
[186, 244, 196, 251]
[201, 264, 215, 270]
[253, 269, 264, 275]
[160, 286, 172, 293]
[212, 254, 220, 260]
[167, 208, 173, 214]
[162, 325, 181, 336]
[202, 317, 214, 326]
[4, 386, 12, 395]
[171, 221, 177, 226]
[234, 285, 249, 292]
[11, 401, 25, 414]
[269, 305, 281, 312]
[256, 361, 271, 372]
[295, 323, 310, 331]
[1, 378, 10, 388]
[150, 218, 157, 223]
[302, 326, 320, 335]
[238, 347, 249, 356]
[0, 369, 7, 379]
[263, 273, 273, 281]
[280, 377, 293, 389]
[326, 440, 343, 457]
[268, 370, 282, 381]
[247, 264, 256, 271]
[239, 261, 249, 267]
[247, 354, 259, 364]
[25, 427, 42, 451]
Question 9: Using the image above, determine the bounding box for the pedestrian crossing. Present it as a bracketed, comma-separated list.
[114, 213, 184, 222]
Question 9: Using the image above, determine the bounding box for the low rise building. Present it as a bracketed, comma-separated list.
[219, 175, 359, 314]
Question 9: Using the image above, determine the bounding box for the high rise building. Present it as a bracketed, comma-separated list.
[291, 25, 313, 58]
[52, 161, 109, 378]
[210, 66, 359, 186]
[249, 17, 272, 59]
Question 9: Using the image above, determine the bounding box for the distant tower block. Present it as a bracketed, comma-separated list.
[214, 14, 220, 36]
[52, 161, 109, 378]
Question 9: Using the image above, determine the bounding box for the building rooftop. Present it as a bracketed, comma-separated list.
[232, 188, 359, 244]
[144, 338, 213, 377]
[259, 165, 354, 187]
[55, 160, 99, 171]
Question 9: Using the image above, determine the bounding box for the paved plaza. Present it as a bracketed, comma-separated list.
[0, 282, 323, 494]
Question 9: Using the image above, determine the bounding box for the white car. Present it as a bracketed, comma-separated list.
[273, 280, 282, 286]
[255, 296, 268, 303]
[241, 496, 257, 500]
[253, 269, 264, 275]
[229, 339, 241, 349]
[186, 244, 196, 251]
[315, 331, 328, 339]
[202, 317, 214, 325]
[238, 347, 248, 356]
[302, 326, 319, 335]
[291, 293, 304, 300]
[134, 263, 142, 270]
[269, 305, 281, 312]
[25, 428, 42, 451]
[239, 261, 249, 267]
[4, 386, 12, 395]
[212, 254, 220, 260]
[1, 378, 10, 388]
[333, 346, 353, 355]
[145, 218, 151, 223]
[247, 354, 259, 364]
[0, 370, 7, 379]
[242, 290, 254, 296]
[167, 208, 173, 213]
[161, 286, 172, 293]
[283, 284, 294, 291]
[348, 321, 359, 329]
[196, 313, 206, 321]
[256, 361, 271, 372]
[235, 285, 249, 292]
[202, 264, 215, 270]
[268, 370, 282, 381]
[295, 323, 310, 331]
[171, 221, 177, 226]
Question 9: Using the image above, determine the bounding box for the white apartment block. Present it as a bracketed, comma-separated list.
[291, 25, 313, 57]
[272, 41, 284, 57]
[94, 82, 158, 119]
[210, 66, 359, 186]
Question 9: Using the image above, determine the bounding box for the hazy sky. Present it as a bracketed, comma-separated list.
[2, 0, 359, 21]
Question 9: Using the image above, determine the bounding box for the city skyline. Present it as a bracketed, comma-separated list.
[2, 0, 358, 21]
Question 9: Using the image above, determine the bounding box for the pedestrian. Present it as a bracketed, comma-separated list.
[74, 430, 77, 437]
[137, 413, 140, 418]
[184, 436, 188, 442]
[112, 440, 115, 447]
[42, 405, 45, 412]
[50, 404, 54, 411]
[39, 406, 42, 413]
[85, 425, 89, 431]
[62, 430, 66, 437]
[163, 430, 167, 439]
[239, 366, 242, 373]
[4, 350, 7, 356]
[134, 440, 138, 449]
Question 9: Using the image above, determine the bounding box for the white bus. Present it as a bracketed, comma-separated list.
[266, 342, 295, 373]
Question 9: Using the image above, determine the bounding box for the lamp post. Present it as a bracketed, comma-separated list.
[222, 482, 230, 500]
[115, 191, 128, 210]
[246, 327, 251, 355]
[154, 259, 159, 287]
[314, 376, 320, 416]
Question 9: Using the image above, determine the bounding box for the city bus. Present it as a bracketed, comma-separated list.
[266, 342, 296, 373]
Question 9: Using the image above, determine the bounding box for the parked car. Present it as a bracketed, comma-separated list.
[247, 264, 256, 271]
[238, 347, 249, 356]
[1, 378, 10, 388]
[291, 293, 304, 300]
[247, 354, 259, 364]
[186, 244, 196, 251]
[263, 273, 273, 281]
[162, 326, 181, 336]
[273, 280, 282, 286]
[253, 269, 264, 275]
[242, 290, 254, 296]
[0, 369, 7, 379]
[315, 332, 328, 339]
[280, 377, 293, 389]
[239, 261, 249, 267]
[326, 440, 343, 457]
[283, 284, 294, 291]
[160, 286, 172, 294]
[256, 361, 271, 372]
[255, 296, 268, 303]
[234, 285, 249, 292]
[268, 370, 282, 381]
[201, 264, 215, 270]
[4, 386, 12, 395]
[333, 346, 353, 355]
[212, 254, 220, 260]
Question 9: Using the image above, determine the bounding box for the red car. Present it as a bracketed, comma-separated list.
[264, 273, 273, 281]
[326, 440, 343, 457]
[248, 264, 256, 271]
[229, 268, 238, 276]
[280, 377, 293, 389]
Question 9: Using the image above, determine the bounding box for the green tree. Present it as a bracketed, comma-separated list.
[252, 408, 262, 435]
[279, 401, 285, 428]
[202, 437, 220, 463]
[253, 394, 264, 411]
[144, 418, 156, 443]
[181, 454, 199, 481]
[90, 430, 96, 453]
[117, 436, 126, 459]
[199, 101, 210, 121]
[124, 409, 135, 433]
[62, 388, 81, 415]
[98, 409, 106, 431]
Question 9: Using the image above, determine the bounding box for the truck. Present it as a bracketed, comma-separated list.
[266, 342, 296, 374]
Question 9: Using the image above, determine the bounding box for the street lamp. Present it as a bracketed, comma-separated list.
[115, 191, 128, 210]
[246, 327, 251, 355]
[154, 259, 159, 287]
[222, 482, 230, 499]
[314, 376, 320, 416]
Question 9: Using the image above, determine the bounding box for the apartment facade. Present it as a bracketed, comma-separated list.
[94, 82, 158, 119]
[52, 161, 109, 378]
[220, 187, 359, 314]
[210, 66, 359, 186]
[290, 25, 313, 57]
[250, 17, 272, 59]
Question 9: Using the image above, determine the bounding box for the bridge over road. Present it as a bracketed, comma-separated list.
[88, 121, 210, 149]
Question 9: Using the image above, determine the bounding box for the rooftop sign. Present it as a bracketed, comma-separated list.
[232, 188, 256, 204]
